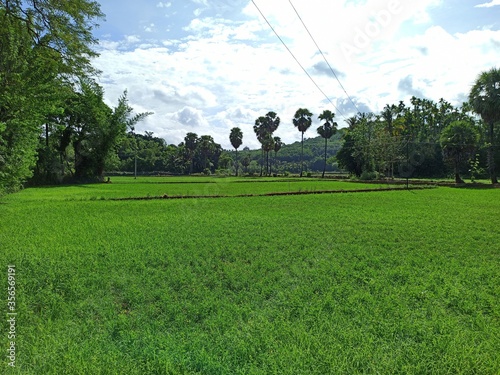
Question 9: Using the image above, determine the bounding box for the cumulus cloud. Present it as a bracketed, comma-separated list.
[475, 0, 500, 7]
[172, 106, 208, 128]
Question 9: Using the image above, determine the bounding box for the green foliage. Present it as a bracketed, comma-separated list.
[440, 120, 480, 183]
[469, 68, 500, 183]
[336, 98, 481, 179]
[468, 154, 484, 183]
[0, 0, 104, 193]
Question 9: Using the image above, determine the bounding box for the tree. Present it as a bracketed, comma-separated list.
[254, 112, 280, 176]
[440, 120, 480, 183]
[241, 154, 251, 174]
[272, 136, 283, 175]
[317, 110, 338, 178]
[469, 68, 500, 184]
[229, 127, 243, 176]
[1, 0, 104, 77]
[194, 135, 222, 173]
[0, 0, 104, 193]
[48, 80, 151, 180]
[184, 132, 198, 175]
[293, 108, 313, 177]
[336, 129, 362, 177]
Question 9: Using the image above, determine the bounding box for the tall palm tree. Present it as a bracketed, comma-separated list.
[469, 67, 500, 184]
[317, 110, 338, 178]
[254, 117, 268, 176]
[262, 134, 274, 176]
[254, 112, 280, 176]
[229, 127, 243, 176]
[293, 108, 313, 177]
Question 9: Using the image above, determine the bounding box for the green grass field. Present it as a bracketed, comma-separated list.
[10, 176, 408, 202]
[1, 177, 499, 374]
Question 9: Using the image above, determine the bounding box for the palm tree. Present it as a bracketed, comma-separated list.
[254, 112, 280, 176]
[254, 117, 268, 176]
[293, 108, 313, 177]
[262, 134, 274, 176]
[229, 127, 243, 176]
[469, 68, 500, 184]
[317, 110, 338, 178]
[272, 136, 283, 175]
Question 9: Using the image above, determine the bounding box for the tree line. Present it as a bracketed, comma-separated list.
[0, 0, 149, 194]
[334, 71, 500, 185]
[1, 0, 499, 194]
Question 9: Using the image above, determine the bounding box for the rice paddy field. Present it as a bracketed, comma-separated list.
[1, 176, 499, 374]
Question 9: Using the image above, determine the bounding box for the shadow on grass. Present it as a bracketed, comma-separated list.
[108, 186, 436, 202]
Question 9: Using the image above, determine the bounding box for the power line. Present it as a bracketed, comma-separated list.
[251, 0, 347, 121]
[288, 0, 361, 114]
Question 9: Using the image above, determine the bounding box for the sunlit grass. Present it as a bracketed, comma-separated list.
[1, 184, 499, 374]
[12, 176, 412, 202]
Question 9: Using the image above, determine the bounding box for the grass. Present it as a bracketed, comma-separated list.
[13, 176, 413, 202]
[0, 179, 499, 374]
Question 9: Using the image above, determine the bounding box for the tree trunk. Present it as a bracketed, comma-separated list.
[300, 132, 304, 177]
[269, 151, 272, 176]
[260, 148, 263, 177]
[235, 148, 238, 177]
[266, 150, 269, 176]
[488, 121, 498, 184]
[322, 137, 327, 178]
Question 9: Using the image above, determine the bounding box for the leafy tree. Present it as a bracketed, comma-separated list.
[469, 67, 500, 184]
[229, 127, 243, 176]
[336, 127, 362, 177]
[218, 152, 233, 170]
[440, 120, 480, 183]
[46, 80, 151, 180]
[194, 135, 221, 173]
[317, 110, 338, 178]
[0, 0, 104, 193]
[293, 108, 313, 177]
[241, 154, 251, 174]
[184, 132, 198, 175]
[1, 0, 104, 77]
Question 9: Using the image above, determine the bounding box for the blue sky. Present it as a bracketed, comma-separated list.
[91, 0, 500, 149]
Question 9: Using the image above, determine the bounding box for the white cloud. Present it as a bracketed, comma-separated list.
[156, 2, 171, 8]
[475, 0, 500, 8]
[172, 106, 208, 128]
[93, 0, 500, 149]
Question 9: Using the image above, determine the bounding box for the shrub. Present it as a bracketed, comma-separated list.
[360, 171, 379, 180]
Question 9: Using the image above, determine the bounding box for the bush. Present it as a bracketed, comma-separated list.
[360, 171, 379, 181]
